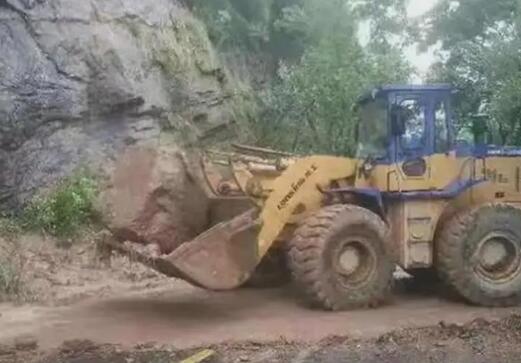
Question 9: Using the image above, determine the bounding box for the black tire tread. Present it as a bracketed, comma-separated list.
[436, 203, 521, 307]
[288, 204, 393, 310]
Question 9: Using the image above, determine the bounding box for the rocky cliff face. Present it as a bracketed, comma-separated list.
[0, 0, 236, 210]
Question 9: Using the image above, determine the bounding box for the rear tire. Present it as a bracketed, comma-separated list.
[437, 204, 521, 306]
[288, 205, 394, 310]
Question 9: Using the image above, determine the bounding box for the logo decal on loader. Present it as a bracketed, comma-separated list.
[485, 168, 509, 184]
[277, 164, 318, 210]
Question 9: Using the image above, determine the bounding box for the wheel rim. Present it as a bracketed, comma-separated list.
[474, 233, 521, 283]
[333, 239, 376, 288]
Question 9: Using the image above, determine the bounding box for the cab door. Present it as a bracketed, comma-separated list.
[388, 93, 459, 192]
[388, 95, 432, 191]
[429, 95, 461, 189]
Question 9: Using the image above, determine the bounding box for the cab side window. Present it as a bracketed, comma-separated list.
[400, 98, 426, 151]
[434, 100, 449, 153]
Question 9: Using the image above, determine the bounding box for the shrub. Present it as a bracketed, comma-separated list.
[0, 226, 25, 302]
[0, 217, 22, 242]
[23, 171, 98, 238]
[0, 266, 21, 300]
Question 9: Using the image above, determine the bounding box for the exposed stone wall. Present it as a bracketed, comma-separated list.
[0, 0, 235, 209]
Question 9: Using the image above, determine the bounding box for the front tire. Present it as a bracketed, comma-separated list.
[437, 204, 521, 306]
[288, 205, 394, 310]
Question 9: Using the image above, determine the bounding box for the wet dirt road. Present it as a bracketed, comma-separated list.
[1, 281, 519, 350]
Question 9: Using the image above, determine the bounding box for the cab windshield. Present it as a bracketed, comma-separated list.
[356, 97, 388, 159]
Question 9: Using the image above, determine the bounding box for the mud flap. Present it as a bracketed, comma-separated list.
[164, 208, 261, 290]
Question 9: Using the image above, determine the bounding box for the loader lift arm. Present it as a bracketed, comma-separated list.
[161, 156, 358, 290]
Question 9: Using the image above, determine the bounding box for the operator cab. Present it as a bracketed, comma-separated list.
[357, 84, 454, 164]
[356, 84, 457, 191]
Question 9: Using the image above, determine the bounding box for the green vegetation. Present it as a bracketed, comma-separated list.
[192, 0, 409, 154]
[22, 171, 98, 239]
[191, 0, 521, 151]
[0, 216, 22, 242]
[191, 0, 278, 52]
[191, 0, 409, 60]
[0, 172, 97, 301]
[252, 0, 410, 155]
[0, 218, 24, 301]
[419, 0, 521, 145]
[0, 171, 98, 300]
[0, 245, 24, 302]
[254, 39, 409, 155]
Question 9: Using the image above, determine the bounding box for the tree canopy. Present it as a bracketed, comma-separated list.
[192, 0, 521, 151]
[423, 0, 521, 145]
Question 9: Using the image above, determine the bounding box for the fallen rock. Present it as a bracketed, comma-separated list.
[99, 146, 210, 254]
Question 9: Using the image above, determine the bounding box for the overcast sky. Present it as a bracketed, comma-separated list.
[407, 0, 438, 17]
[406, 0, 440, 80]
[358, 0, 439, 81]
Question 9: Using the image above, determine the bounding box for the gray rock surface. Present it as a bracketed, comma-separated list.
[0, 0, 234, 209]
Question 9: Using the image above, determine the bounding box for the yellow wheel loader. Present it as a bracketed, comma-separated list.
[108, 84, 521, 310]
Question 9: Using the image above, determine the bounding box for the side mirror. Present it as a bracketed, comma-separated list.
[391, 105, 405, 136]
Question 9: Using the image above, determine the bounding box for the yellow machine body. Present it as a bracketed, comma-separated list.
[110, 85, 521, 294]
[170, 145, 519, 290]
[356, 154, 521, 269]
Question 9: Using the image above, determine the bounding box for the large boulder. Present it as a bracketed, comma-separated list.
[99, 145, 210, 254]
[0, 0, 235, 210]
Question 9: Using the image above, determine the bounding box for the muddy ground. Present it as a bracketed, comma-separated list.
[2, 235, 521, 363]
[3, 315, 521, 363]
[0, 233, 175, 306]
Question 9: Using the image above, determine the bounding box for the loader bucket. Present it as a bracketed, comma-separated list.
[164, 208, 262, 290]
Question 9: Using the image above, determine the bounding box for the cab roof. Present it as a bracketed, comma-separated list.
[379, 84, 453, 92]
[358, 84, 454, 104]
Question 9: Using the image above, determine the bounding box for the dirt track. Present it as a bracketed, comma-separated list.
[2, 237, 521, 362]
[2, 280, 520, 355]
